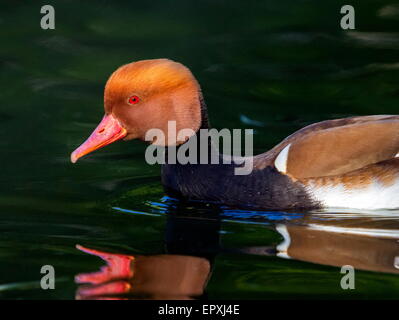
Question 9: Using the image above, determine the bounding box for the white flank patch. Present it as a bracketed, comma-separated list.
[306, 223, 399, 238]
[395, 152, 399, 158]
[276, 224, 291, 259]
[274, 144, 291, 174]
[306, 178, 399, 210]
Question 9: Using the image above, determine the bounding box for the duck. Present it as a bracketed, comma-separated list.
[70, 58, 399, 211]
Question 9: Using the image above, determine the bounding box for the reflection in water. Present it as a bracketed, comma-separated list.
[274, 221, 399, 274]
[75, 248, 211, 300]
[240, 211, 399, 274]
[76, 207, 221, 300]
[75, 202, 399, 299]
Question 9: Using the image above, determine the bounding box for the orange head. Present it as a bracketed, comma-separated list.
[71, 59, 203, 163]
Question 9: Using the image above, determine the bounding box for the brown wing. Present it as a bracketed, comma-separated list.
[254, 115, 399, 178]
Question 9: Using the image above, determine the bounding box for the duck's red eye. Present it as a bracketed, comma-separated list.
[128, 95, 140, 104]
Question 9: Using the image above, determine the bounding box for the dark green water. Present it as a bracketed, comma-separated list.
[1, 0, 399, 299]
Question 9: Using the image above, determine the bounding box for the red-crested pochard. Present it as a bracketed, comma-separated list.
[71, 59, 399, 210]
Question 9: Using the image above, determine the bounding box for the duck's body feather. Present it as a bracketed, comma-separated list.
[162, 159, 317, 210]
[254, 115, 399, 177]
[162, 115, 399, 210]
[303, 158, 399, 210]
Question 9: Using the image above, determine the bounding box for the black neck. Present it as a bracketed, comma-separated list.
[198, 91, 210, 129]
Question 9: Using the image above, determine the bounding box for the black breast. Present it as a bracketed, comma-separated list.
[161, 161, 319, 210]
